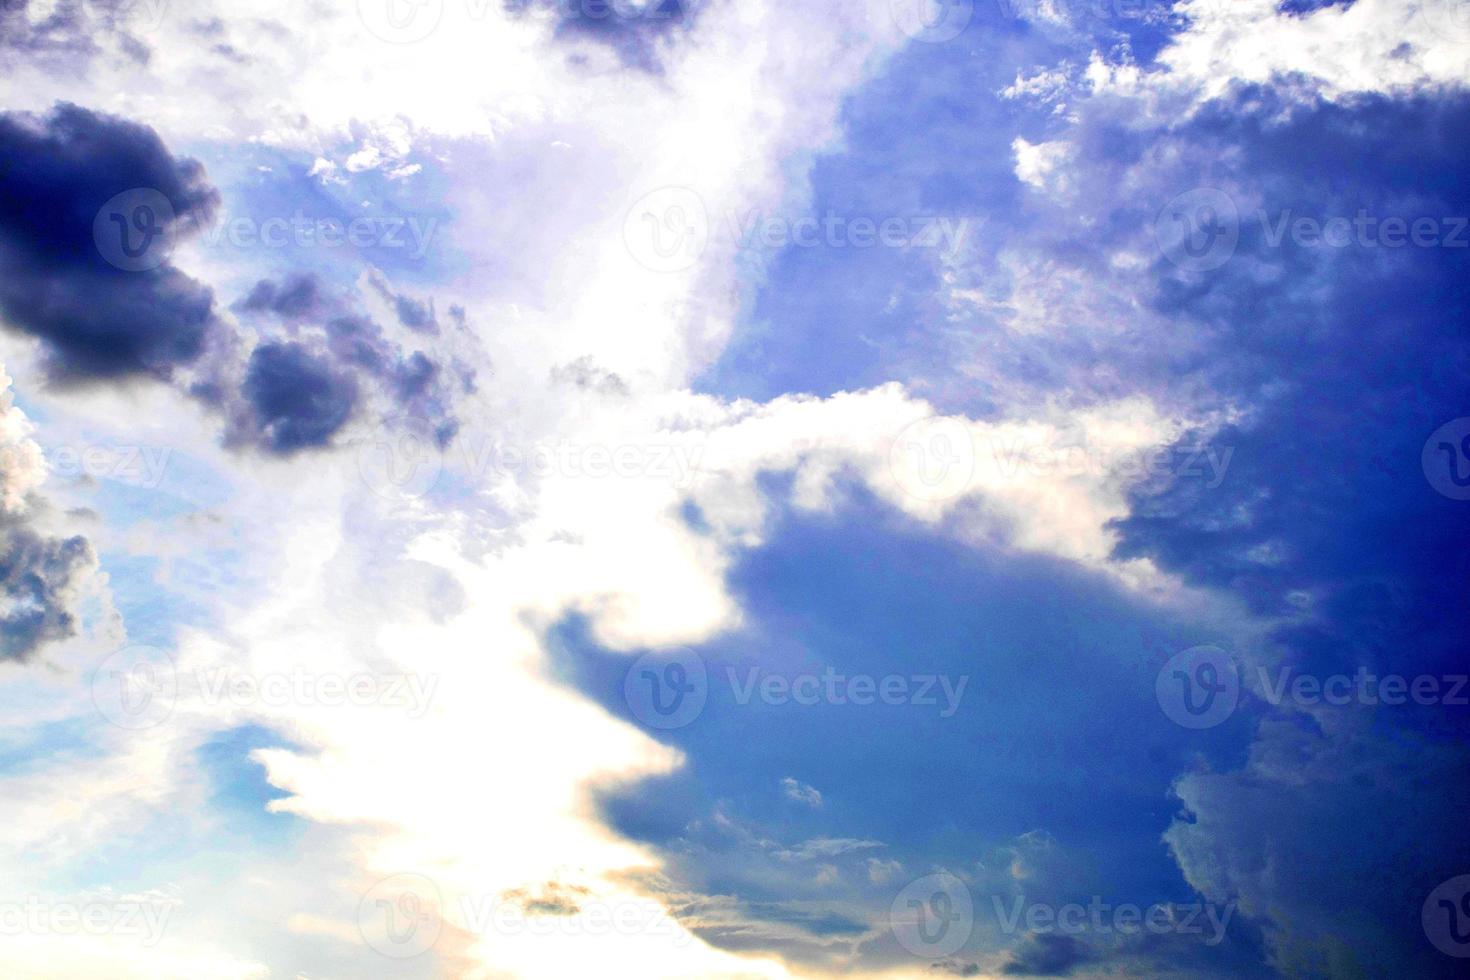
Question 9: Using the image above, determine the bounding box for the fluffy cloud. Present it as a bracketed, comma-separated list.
[0, 365, 96, 662]
[0, 102, 222, 382]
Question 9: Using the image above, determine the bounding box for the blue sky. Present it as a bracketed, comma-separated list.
[0, 0, 1467, 977]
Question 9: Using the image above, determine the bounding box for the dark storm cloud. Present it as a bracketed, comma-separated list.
[241, 341, 359, 454]
[1111, 86, 1470, 709]
[505, 0, 703, 71]
[237, 272, 326, 320]
[234, 273, 462, 451]
[0, 517, 95, 662]
[0, 102, 222, 382]
[998, 933, 1093, 975]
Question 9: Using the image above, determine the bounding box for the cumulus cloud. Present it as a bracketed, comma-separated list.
[0, 365, 96, 662]
[238, 341, 360, 454]
[0, 102, 222, 382]
[224, 272, 464, 452]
